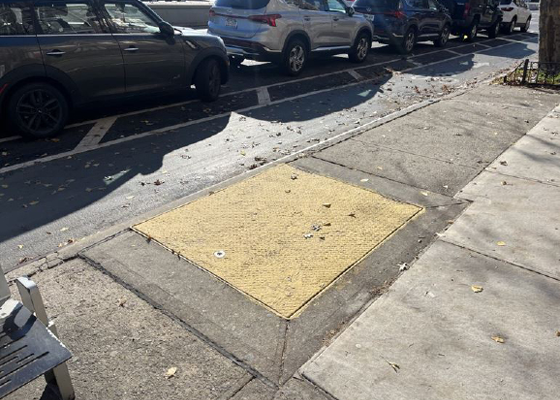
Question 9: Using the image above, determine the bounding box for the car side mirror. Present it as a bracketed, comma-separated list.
[346, 6, 355, 16]
[158, 21, 174, 36]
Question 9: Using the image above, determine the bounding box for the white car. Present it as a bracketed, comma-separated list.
[499, 0, 532, 33]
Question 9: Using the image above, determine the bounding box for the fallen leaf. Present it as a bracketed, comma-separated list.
[491, 336, 505, 344]
[240, 150, 246, 156]
[154, 179, 164, 186]
[165, 367, 177, 379]
[322, 203, 331, 208]
[60, 227, 69, 232]
[290, 174, 298, 180]
[501, 181, 508, 185]
[126, 196, 135, 200]
[499, 161, 508, 166]
[386, 361, 400, 373]
[497, 241, 506, 246]
[118, 297, 127, 307]
[420, 191, 429, 196]
[471, 285, 483, 293]
[556, 330, 560, 337]
[347, 212, 356, 218]
[17, 245, 23, 249]
[29, 201, 39, 206]
[360, 178, 369, 182]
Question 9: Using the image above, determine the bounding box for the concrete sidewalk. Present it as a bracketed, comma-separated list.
[4, 83, 559, 400]
[302, 105, 560, 399]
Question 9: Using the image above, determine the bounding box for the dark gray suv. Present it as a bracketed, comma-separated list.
[0, 0, 229, 138]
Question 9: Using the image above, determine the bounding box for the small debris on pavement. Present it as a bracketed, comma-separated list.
[285, 190, 291, 194]
[118, 297, 127, 307]
[17, 245, 23, 249]
[471, 285, 483, 293]
[500, 161, 508, 166]
[322, 203, 331, 208]
[165, 367, 177, 379]
[304, 233, 313, 239]
[214, 250, 226, 258]
[420, 191, 429, 197]
[398, 263, 409, 272]
[556, 330, 560, 337]
[386, 361, 400, 373]
[60, 227, 69, 232]
[291, 174, 298, 180]
[360, 178, 369, 182]
[154, 179, 164, 186]
[347, 212, 356, 218]
[497, 241, 506, 246]
[312, 224, 321, 231]
[491, 335, 505, 344]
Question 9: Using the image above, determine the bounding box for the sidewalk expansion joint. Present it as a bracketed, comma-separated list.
[440, 239, 560, 283]
[78, 252, 280, 389]
[483, 168, 560, 189]
[309, 155, 458, 200]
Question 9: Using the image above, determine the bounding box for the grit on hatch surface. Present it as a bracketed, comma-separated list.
[134, 164, 422, 318]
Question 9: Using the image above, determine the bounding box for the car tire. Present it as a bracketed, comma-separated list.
[195, 58, 222, 102]
[349, 31, 371, 63]
[282, 38, 307, 76]
[464, 19, 478, 42]
[400, 28, 417, 54]
[487, 20, 500, 38]
[8, 82, 69, 139]
[521, 16, 530, 32]
[434, 24, 450, 47]
[229, 56, 244, 67]
[506, 17, 516, 34]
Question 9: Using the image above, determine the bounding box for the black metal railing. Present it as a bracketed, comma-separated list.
[503, 59, 560, 87]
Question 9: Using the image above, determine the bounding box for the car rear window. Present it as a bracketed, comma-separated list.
[354, 0, 401, 10]
[214, 0, 270, 9]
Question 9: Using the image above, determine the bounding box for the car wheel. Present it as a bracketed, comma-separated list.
[8, 82, 69, 139]
[464, 20, 478, 42]
[521, 16, 531, 32]
[282, 38, 307, 76]
[488, 20, 500, 38]
[434, 24, 450, 47]
[195, 58, 222, 102]
[400, 28, 417, 54]
[506, 17, 516, 34]
[229, 56, 244, 67]
[349, 32, 371, 63]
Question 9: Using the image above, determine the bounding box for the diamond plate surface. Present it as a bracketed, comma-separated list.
[134, 164, 422, 318]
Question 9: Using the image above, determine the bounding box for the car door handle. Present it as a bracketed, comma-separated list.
[304, 15, 311, 21]
[46, 50, 65, 56]
[124, 47, 139, 52]
[333, 16, 340, 21]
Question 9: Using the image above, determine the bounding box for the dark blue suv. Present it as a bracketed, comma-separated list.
[354, 0, 452, 53]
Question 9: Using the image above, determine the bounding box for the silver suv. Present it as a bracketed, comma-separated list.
[208, 0, 373, 75]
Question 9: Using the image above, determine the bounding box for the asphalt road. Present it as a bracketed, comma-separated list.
[0, 23, 541, 272]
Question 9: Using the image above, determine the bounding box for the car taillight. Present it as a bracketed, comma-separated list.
[248, 14, 282, 27]
[209, 9, 216, 17]
[463, 1, 471, 17]
[501, 6, 514, 11]
[389, 10, 405, 18]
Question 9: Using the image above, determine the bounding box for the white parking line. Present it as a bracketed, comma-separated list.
[256, 87, 271, 105]
[407, 59, 423, 67]
[445, 49, 464, 56]
[0, 136, 20, 144]
[477, 42, 491, 48]
[75, 116, 117, 151]
[0, 37, 535, 174]
[347, 70, 364, 81]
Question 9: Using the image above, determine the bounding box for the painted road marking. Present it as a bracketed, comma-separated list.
[256, 87, 271, 105]
[347, 70, 364, 81]
[75, 116, 117, 151]
[0, 136, 19, 144]
[0, 38, 529, 175]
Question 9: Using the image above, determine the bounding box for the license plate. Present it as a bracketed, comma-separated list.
[226, 17, 237, 28]
[365, 14, 375, 22]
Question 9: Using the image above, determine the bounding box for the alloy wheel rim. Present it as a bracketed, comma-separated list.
[208, 63, 220, 97]
[510, 20, 515, 33]
[441, 27, 449, 44]
[405, 32, 415, 52]
[16, 89, 61, 135]
[289, 45, 305, 72]
[357, 37, 368, 59]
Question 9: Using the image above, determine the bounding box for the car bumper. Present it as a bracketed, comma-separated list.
[500, 12, 514, 24]
[222, 38, 282, 62]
